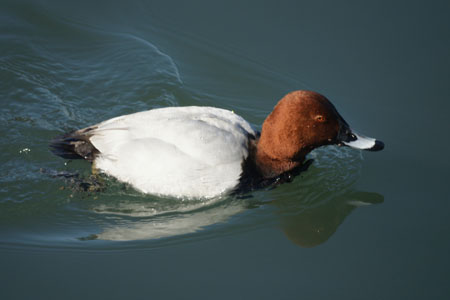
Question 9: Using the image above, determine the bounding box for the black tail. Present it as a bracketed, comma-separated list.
[50, 128, 99, 161]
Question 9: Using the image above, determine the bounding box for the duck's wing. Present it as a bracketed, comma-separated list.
[89, 106, 256, 199]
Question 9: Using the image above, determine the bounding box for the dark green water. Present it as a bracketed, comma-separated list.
[1, 0, 449, 299]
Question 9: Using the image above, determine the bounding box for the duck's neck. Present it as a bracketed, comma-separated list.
[254, 146, 307, 179]
[253, 116, 312, 178]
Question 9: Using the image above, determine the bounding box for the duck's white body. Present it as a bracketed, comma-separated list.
[52, 91, 384, 200]
[88, 106, 256, 199]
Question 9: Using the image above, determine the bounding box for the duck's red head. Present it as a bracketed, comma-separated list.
[255, 90, 383, 177]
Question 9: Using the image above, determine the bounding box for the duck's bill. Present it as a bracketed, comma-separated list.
[338, 130, 384, 151]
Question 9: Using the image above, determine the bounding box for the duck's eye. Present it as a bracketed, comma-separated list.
[315, 115, 326, 122]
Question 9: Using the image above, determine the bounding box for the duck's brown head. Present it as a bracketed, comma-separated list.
[255, 90, 383, 177]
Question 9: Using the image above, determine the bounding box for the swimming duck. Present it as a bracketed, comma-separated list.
[51, 90, 384, 199]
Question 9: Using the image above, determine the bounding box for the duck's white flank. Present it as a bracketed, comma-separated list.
[88, 106, 256, 199]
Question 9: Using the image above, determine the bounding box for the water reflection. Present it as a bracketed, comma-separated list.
[77, 146, 383, 247]
[276, 190, 383, 248]
[81, 185, 383, 248]
[90, 200, 246, 241]
[266, 146, 384, 247]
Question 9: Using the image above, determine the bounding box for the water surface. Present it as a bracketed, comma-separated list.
[1, 0, 449, 299]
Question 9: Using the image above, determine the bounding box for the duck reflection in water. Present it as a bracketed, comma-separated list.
[79, 152, 383, 247]
[84, 185, 383, 247]
[276, 189, 384, 248]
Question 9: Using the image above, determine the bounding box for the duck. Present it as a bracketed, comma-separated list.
[50, 90, 384, 199]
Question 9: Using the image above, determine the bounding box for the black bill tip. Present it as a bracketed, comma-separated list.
[367, 140, 384, 151]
